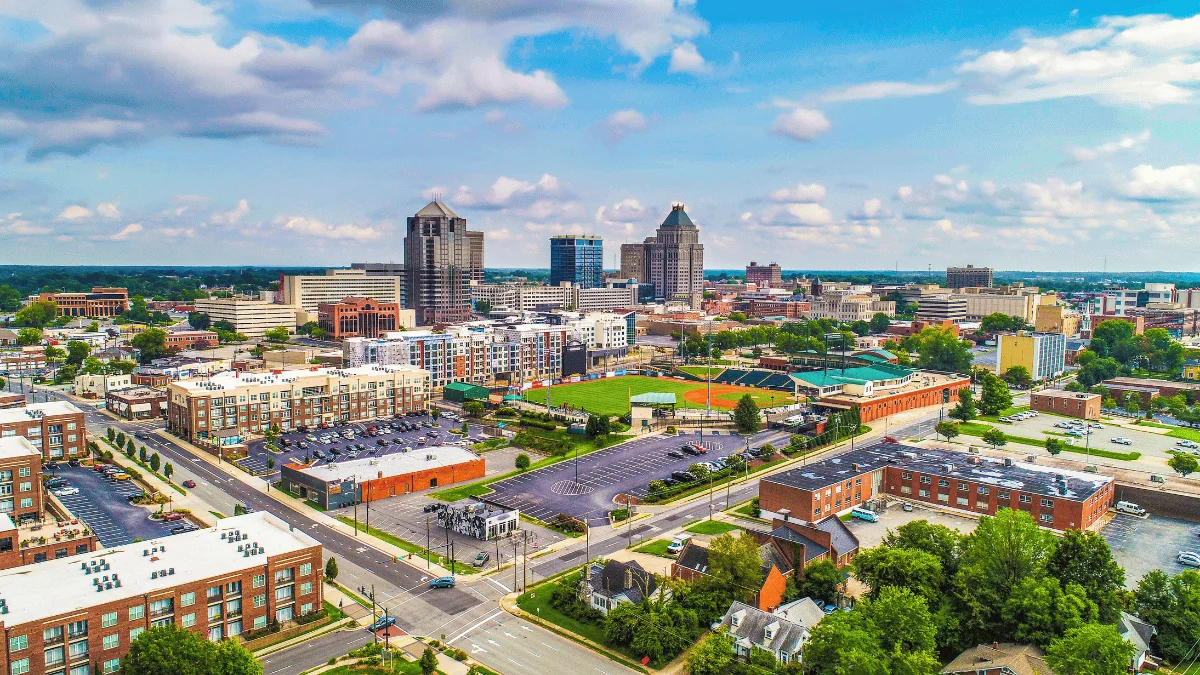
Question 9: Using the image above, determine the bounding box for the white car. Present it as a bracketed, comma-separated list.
[1089, 423, 1104, 429]
[1177, 440, 1200, 449]
[1110, 437, 1133, 446]
[1179, 551, 1200, 567]
[52, 487, 79, 497]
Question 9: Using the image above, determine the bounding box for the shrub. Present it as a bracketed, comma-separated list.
[512, 432, 571, 456]
[550, 574, 604, 623]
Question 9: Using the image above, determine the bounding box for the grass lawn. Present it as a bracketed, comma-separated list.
[953, 422, 1140, 461]
[1168, 428, 1200, 443]
[429, 436, 618, 502]
[516, 574, 609, 646]
[522, 375, 794, 416]
[684, 520, 740, 535]
[632, 539, 674, 557]
[730, 500, 760, 518]
[335, 517, 478, 574]
[677, 365, 724, 379]
[1135, 419, 1175, 430]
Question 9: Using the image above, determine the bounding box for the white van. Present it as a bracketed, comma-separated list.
[1115, 501, 1146, 516]
[666, 534, 692, 555]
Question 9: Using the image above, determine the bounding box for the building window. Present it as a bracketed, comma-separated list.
[300, 603, 313, 616]
[10, 658, 29, 675]
[919, 476, 931, 484]
[1040, 514, 1053, 523]
[977, 487, 989, 495]
[208, 626, 223, 643]
[44, 626, 63, 643]
[901, 471, 912, 480]
[180, 592, 195, 607]
[101, 612, 117, 628]
[206, 585, 222, 601]
[181, 614, 196, 628]
[45, 647, 64, 666]
[226, 580, 242, 596]
[300, 582, 313, 596]
[9, 635, 26, 652]
[958, 482, 968, 491]
[900, 486, 912, 495]
[957, 497, 969, 506]
[254, 616, 268, 630]
[998, 490, 1011, 500]
[276, 585, 294, 601]
[276, 606, 294, 623]
[17, 468, 28, 478]
[275, 568, 294, 583]
[1041, 498, 1054, 508]
[129, 628, 144, 642]
[1019, 494, 1032, 504]
[300, 563, 312, 576]
[253, 574, 266, 588]
[226, 599, 241, 617]
[103, 659, 120, 675]
[227, 620, 242, 638]
[919, 489, 930, 498]
[19, 498, 30, 509]
[938, 479, 949, 487]
[102, 635, 118, 651]
[207, 604, 222, 621]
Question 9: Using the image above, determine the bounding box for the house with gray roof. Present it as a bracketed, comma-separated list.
[581, 559, 661, 615]
[719, 598, 825, 666]
[1119, 612, 1157, 671]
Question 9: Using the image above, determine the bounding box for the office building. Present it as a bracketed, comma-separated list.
[468, 282, 636, 314]
[192, 297, 297, 340]
[806, 293, 895, 322]
[279, 269, 404, 314]
[0, 437, 44, 524]
[317, 297, 413, 340]
[0, 402, 85, 461]
[946, 265, 993, 289]
[619, 204, 705, 307]
[166, 364, 430, 446]
[37, 288, 129, 318]
[0, 511, 323, 675]
[914, 295, 968, 323]
[403, 200, 482, 325]
[759, 442, 1113, 532]
[280, 445, 485, 509]
[105, 387, 169, 421]
[550, 235, 603, 290]
[73, 373, 132, 398]
[745, 262, 783, 288]
[1033, 305, 1082, 336]
[1030, 390, 1101, 420]
[997, 332, 1066, 381]
[164, 330, 219, 351]
[956, 292, 1040, 324]
[1099, 283, 1177, 316]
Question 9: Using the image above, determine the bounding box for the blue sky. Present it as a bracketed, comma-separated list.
[1, 0, 1199, 271]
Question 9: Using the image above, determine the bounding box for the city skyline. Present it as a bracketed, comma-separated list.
[1, 2, 1199, 271]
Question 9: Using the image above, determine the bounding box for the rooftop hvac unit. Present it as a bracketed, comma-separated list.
[1003, 458, 1014, 467]
[151, 571, 157, 579]
[943, 464, 954, 472]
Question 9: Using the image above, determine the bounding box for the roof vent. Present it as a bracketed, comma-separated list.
[168, 568, 174, 575]
[114, 580, 121, 588]
[151, 571, 157, 579]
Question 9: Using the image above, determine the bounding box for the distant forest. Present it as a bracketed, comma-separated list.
[0, 266, 325, 302]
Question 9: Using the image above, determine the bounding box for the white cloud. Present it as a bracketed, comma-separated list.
[105, 223, 144, 241]
[486, 228, 512, 240]
[274, 216, 383, 241]
[600, 109, 650, 144]
[210, 199, 250, 225]
[58, 205, 92, 220]
[668, 42, 710, 75]
[1066, 129, 1151, 162]
[1125, 164, 1200, 200]
[0, 213, 50, 236]
[96, 202, 121, 219]
[849, 198, 892, 221]
[770, 183, 826, 203]
[820, 81, 956, 103]
[595, 198, 656, 234]
[770, 107, 831, 142]
[158, 227, 196, 238]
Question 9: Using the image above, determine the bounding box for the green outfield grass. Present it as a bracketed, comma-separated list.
[522, 375, 793, 417]
[677, 365, 725, 379]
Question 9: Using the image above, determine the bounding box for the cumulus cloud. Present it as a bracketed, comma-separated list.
[101, 223, 144, 241]
[770, 184, 826, 203]
[96, 203, 121, 219]
[820, 81, 956, 103]
[58, 205, 92, 220]
[595, 198, 656, 234]
[769, 106, 831, 142]
[600, 110, 650, 144]
[0, 213, 50, 236]
[273, 216, 383, 241]
[453, 174, 565, 210]
[668, 42, 710, 75]
[1066, 129, 1151, 162]
[1125, 164, 1200, 200]
[210, 200, 250, 225]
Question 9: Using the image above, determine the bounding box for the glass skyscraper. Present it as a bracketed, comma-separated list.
[549, 235, 604, 289]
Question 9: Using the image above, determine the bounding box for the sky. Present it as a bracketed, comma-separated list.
[1, 1, 1199, 271]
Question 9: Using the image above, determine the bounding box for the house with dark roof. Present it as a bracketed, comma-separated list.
[581, 559, 662, 615]
[942, 643, 1053, 675]
[719, 598, 825, 666]
[1119, 612, 1158, 671]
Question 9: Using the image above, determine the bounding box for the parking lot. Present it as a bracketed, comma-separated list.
[46, 466, 178, 546]
[241, 412, 493, 477]
[485, 428, 790, 525]
[842, 500, 980, 549]
[1102, 513, 1200, 585]
[989, 412, 1189, 468]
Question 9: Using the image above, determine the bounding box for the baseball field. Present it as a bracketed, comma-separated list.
[521, 375, 794, 417]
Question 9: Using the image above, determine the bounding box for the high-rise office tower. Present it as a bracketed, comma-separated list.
[549, 235, 604, 289]
[946, 265, 994, 289]
[619, 203, 704, 307]
[403, 200, 481, 325]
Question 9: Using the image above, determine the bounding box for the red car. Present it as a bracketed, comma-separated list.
[161, 512, 184, 522]
[182, 480, 197, 488]
[883, 436, 899, 444]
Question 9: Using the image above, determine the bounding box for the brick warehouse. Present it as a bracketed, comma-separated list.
[0, 512, 322, 675]
[0, 402, 87, 461]
[280, 445, 485, 509]
[759, 443, 1114, 532]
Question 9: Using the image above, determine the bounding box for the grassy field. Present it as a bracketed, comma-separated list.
[683, 520, 740, 535]
[677, 365, 724, 379]
[632, 539, 674, 557]
[522, 375, 794, 416]
[1168, 427, 1200, 443]
[953, 422, 1141, 461]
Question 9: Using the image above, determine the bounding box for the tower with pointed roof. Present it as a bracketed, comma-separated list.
[619, 203, 705, 307]
[403, 200, 482, 325]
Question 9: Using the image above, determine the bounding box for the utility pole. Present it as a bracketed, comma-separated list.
[370, 583, 377, 644]
[522, 530, 528, 592]
[426, 515, 431, 570]
[513, 538, 519, 591]
[353, 489, 359, 537]
[626, 495, 634, 548]
[495, 536, 501, 572]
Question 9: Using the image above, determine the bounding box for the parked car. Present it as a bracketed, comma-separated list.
[45, 461, 61, 470]
[429, 576, 455, 589]
[111, 473, 130, 481]
[1111, 437, 1133, 446]
[161, 512, 184, 522]
[1177, 440, 1200, 449]
[1116, 501, 1146, 516]
[182, 480, 197, 488]
[171, 523, 199, 534]
[473, 552, 490, 567]
[666, 450, 685, 459]
[422, 504, 440, 513]
[666, 535, 692, 555]
[851, 507, 879, 523]
[52, 487, 79, 497]
[1179, 551, 1200, 567]
[135, 431, 151, 439]
[671, 471, 697, 482]
[68, 459, 81, 467]
[298, 441, 310, 449]
[369, 615, 397, 631]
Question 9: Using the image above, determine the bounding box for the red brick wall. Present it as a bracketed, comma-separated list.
[850, 377, 971, 423]
[359, 458, 486, 501]
[760, 470, 874, 522]
[1030, 392, 1101, 420]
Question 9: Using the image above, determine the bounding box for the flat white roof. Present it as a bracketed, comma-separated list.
[0, 401, 82, 425]
[291, 445, 480, 484]
[0, 437, 40, 461]
[171, 363, 427, 393]
[0, 512, 319, 626]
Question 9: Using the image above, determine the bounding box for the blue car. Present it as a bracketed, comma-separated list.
[430, 576, 456, 589]
[369, 615, 397, 631]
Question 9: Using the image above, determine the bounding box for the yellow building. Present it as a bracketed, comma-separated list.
[1183, 362, 1200, 381]
[1034, 304, 1082, 337]
[997, 331, 1067, 381]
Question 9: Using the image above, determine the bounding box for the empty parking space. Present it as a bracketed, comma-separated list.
[48, 466, 177, 546]
[485, 429, 790, 525]
[1102, 513, 1200, 585]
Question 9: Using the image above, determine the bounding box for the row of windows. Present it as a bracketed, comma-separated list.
[896, 474, 1056, 508]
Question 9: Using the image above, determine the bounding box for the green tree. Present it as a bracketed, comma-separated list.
[164, 463, 173, 482]
[419, 647, 438, 675]
[803, 610, 890, 675]
[126, 438, 136, 456]
[935, 420, 959, 442]
[131, 327, 169, 364]
[869, 312, 892, 334]
[914, 326, 974, 374]
[585, 414, 611, 438]
[515, 453, 531, 471]
[1047, 530, 1125, 623]
[0, 285, 21, 312]
[1168, 452, 1198, 477]
[150, 453, 161, 473]
[1002, 365, 1034, 389]
[187, 312, 211, 330]
[325, 556, 338, 580]
[1134, 569, 1200, 662]
[853, 546, 944, 605]
[733, 394, 760, 434]
[463, 400, 485, 417]
[115, 431, 126, 447]
[1004, 576, 1096, 647]
[981, 427, 1007, 449]
[431, 408, 440, 421]
[1045, 438, 1064, 456]
[981, 312, 1019, 333]
[884, 519, 962, 579]
[53, 364, 78, 385]
[266, 458, 275, 471]
[263, 326, 291, 343]
[1045, 623, 1138, 675]
[123, 624, 262, 675]
[790, 558, 841, 606]
[14, 300, 57, 328]
[139, 446, 148, 463]
[949, 388, 977, 422]
[849, 320, 871, 337]
[107, 427, 115, 442]
[979, 373, 1013, 415]
[708, 532, 765, 603]
[16, 327, 42, 346]
[211, 638, 263, 675]
[861, 587, 940, 670]
[474, 300, 492, 315]
[65, 340, 90, 366]
[686, 631, 733, 675]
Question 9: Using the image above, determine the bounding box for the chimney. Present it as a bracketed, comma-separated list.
[624, 567, 632, 589]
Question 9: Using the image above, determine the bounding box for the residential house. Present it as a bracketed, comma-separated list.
[719, 598, 825, 667]
[1119, 612, 1157, 672]
[942, 643, 1052, 675]
[581, 559, 660, 615]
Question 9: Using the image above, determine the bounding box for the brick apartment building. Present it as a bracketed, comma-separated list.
[1030, 390, 1101, 420]
[0, 438, 44, 524]
[164, 331, 219, 351]
[317, 297, 404, 340]
[760, 443, 1114, 532]
[0, 437, 98, 566]
[1102, 377, 1200, 406]
[105, 387, 168, 421]
[167, 365, 429, 446]
[0, 512, 322, 675]
[0, 403, 87, 461]
[37, 288, 129, 318]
